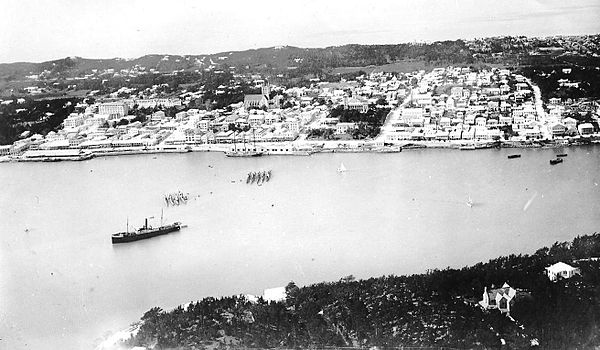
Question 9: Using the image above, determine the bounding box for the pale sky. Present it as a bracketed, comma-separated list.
[1, 0, 599, 63]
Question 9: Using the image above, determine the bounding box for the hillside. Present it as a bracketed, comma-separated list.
[0, 41, 476, 81]
[119, 234, 600, 349]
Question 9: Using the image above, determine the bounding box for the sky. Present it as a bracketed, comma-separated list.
[1, 0, 599, 63]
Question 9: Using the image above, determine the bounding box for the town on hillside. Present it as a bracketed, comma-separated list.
[1, 65, 599, 161]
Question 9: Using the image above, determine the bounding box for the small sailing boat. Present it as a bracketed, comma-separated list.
[466, 195, 473, 208]
[337, 162, 347, 173]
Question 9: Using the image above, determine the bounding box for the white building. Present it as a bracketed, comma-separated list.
[545, 262, 581, 281]
[98, 102, 129, 117]
[479, 282, 517, 315]
[263, 287, 286, 303]
[63, 113, 85, 129]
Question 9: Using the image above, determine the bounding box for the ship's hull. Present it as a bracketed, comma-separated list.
[225, 151, 263, 157]
[112, 224, 181, 244]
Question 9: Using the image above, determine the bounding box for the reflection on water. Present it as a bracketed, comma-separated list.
[1, 146, 599, 350]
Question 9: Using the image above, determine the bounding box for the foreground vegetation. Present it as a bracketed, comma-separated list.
[123, 234, 600, 349]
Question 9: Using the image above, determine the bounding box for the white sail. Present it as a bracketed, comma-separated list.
[337, 163, 347, 172]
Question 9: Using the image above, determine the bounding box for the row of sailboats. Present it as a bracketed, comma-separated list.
[246, 170, 272, 185]
[164, 191, 189, 206]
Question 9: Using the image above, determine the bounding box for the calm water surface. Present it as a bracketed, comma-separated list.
[1, 146, 599, 350]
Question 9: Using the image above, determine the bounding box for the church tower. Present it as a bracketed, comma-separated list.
[261, 82, 271, 98]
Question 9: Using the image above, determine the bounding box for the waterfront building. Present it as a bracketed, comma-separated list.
[578, 123, 595, 135]
[548, 122, 567, 137]
[63, 113, 85, 129]
[0, 145, 11, 156]
[545, 262, 581, 281]
[335, 122, 356, 134]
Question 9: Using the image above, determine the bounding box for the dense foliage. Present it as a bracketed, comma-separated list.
[0, 97, 78, 145]
[308, 105, 390, 140]
[519, 60, 600, 101]
[125, 234, 600, 349]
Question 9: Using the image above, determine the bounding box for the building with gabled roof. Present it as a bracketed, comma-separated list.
[545, 262, 581, 281]
[479, 282, 518, 315]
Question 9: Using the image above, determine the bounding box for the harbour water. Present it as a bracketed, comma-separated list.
[1, 146, 600, 350]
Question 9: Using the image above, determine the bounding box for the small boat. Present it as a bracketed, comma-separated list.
[556, 154, 568, 157]
[507, 154, 521, 159]
[337, 163, 347, 173]
[459, 144, 476, 150]
[257, 171, 264, 185]
[466, 195, 473, 208]
[376, 146, 403, 153]
[266, 170, 271, 182]
[246, 173, 252, 184]
[550, 158, 563, 165]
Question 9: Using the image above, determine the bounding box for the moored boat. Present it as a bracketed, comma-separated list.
[111, 216, 183, 244]
[376, 146, 403, 153]
[225, 150, 263, 157]
[508, 154, 521, 159]
[459, 144, 476, 150]
[550, 158, 563, 165]
[556, 153, 568, 157]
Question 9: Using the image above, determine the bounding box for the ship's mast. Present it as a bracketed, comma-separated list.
[161, 208, 163, 227]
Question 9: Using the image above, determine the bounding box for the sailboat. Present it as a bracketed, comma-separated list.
[337, 162, 347, 173]
[466, 195, 473, 208]
[225, 130, 263, 157]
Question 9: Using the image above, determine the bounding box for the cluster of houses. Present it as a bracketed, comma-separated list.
[2, 65, 599, 160]
[382, 67, 598, 143]
[479, 262, 582, 315]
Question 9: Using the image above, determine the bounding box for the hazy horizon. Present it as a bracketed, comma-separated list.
[1, 0, 600, 64]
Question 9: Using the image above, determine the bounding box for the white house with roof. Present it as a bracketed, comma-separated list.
[335, 122, 356, 134]
[578, 123, 594, 135]
[63, 113, 85, 129]
[545, 262, 581, 281]
[263, 287, 286, 303]
[548, 122, 567, 137]
[479, 282, 518, 315]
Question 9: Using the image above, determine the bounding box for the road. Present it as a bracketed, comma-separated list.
[524, 76, 551, 139]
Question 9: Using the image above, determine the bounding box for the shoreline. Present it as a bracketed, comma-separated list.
[1, 138, 598, 163]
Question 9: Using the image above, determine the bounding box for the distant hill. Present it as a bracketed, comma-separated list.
[2, 35, 597, 86]
[0, 41, 476, 81]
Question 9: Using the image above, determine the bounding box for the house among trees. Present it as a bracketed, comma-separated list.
[545, 262, 581, 281]
[479, 282, 518, 315]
